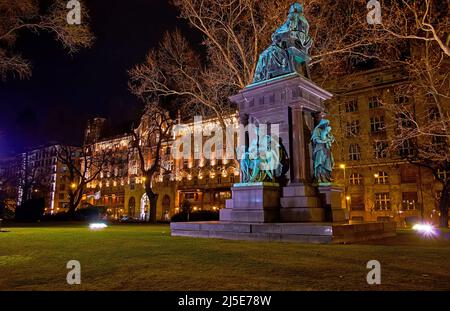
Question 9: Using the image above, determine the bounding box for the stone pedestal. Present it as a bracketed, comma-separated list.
[220, 182, 280, 223]
[317, 184, 349, 222]
[280, 183, 325, 222]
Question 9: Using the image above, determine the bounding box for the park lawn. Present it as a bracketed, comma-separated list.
[0, 224, 449, 291]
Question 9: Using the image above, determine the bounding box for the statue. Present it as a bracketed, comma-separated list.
[239, 129, 288, 183]
[253, 3, 312, 83]
[311, 119, 335, 184]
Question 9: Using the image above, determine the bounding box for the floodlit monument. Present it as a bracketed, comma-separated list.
[171, 3, 396, 243]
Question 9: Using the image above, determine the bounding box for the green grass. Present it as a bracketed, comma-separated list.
[0, 224, 449, 291]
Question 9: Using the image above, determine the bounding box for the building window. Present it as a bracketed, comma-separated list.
[349, 173, 363, 185]
[370, 115, 385, 133]
[398, 112, 413, 128]
[344, 99, 358, 113]
[437, 169, 449, 181]
[59, 193, 65, 200]
[217, 176, 222, 184]
[348, 144, 361, 161]
[374, 171, 389, 184]
[368, 96, 381, 109]
[373, 140, 388, 159]
[402, 192, 418, 210]
[374, 192, 391, 210]
[346, 120, 360, 137]
[399, 139, 415, 157]
[395, 96, 410, 105]
[431, 136, 446, 149]
[350, 195, 364, 211]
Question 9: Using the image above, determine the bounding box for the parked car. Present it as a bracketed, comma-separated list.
[119, 216, 141, 223]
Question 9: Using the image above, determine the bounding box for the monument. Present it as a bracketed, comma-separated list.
[171, 3, 396, 243]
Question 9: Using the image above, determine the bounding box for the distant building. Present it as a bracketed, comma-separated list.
[11, 144, 78, 214]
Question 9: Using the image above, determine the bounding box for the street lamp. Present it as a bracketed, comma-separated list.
[70, 183, 76, 189]
[339, 164, 348, 211]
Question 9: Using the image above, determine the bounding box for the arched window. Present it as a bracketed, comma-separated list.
[349, 144, 361, 161]
[349, 173, 363, 185]
[374, 171, 389, 184]
[128, 197, 136, 217]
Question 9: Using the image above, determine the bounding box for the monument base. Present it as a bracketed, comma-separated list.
[170, 221, 396, 244]
[280, 183, 325, 222]
[220, 182, 280, 223]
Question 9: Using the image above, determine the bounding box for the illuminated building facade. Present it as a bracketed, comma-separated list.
[11, 144, 76, 214]
[326, 67, 445, 225]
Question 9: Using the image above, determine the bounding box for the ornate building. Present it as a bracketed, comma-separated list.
[325, 67, 444, 225]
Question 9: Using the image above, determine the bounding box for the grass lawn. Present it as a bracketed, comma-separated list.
[0, 223, 449, 291]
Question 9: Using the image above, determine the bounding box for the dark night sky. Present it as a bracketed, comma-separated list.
[0, 0, 196, 156]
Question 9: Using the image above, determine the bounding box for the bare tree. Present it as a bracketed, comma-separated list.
[0, 0, 94, 80]
[375, 0, 450, 57]
[130, 103, 174, 223]
[383, 41, 450, 227]
[129, 0, 388, 128]
[56, 145, 110, 215]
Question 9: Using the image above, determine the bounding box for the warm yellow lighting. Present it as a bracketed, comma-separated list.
[193, 207, 198, 211]
[339, 164, 346, 169]
[70, 183, 76, 189]
[374, 173, 379, 178]
[346, 196, 351, 201]
[142, 177, 147, 182]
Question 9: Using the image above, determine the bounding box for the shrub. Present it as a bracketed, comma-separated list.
[171, 210, 219, 222]
[15, 198, 45, 222]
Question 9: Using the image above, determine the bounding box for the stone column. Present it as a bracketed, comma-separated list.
[290, 107, 307, 183]
[239, 113, 249, 183]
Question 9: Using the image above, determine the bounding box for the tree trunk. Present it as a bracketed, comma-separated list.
[144, 179, 158, 223]
[439, 181, 449, 228]
[68, 194, 77, 219]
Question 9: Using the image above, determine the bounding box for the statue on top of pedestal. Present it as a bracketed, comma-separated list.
[252, 3, 312, 84]
[311, 119, 335, 184]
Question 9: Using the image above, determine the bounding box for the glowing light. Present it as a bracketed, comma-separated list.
[89, 223, 108, 230]
[70, 183, 76, 189]
[345, 196, 351, 201]
[374, 173, 379, 178]
[412, 223, 437, 238]
[339, 164, 346, 169]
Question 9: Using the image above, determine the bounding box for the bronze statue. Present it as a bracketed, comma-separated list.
[253, 3, 312, 83]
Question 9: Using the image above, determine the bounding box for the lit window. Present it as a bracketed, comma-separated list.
[374, 171, 389, 184]
[349, 173, 363, 185]
[402, 192, 418, 210]
[374, 192, 391, 210]
[437, 169, 449, 181]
